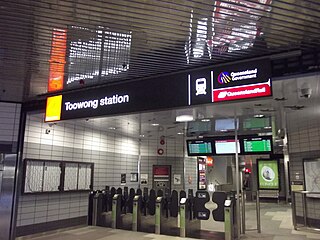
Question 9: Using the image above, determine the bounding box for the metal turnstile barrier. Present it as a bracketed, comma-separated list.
[224, 198, 237, 240]
[132, 195, 141, 231]
[179, 197, 201, 238]
[92, 191, 105, 226]
[155, 196, 164, 234]
[112, 194, 122, 229]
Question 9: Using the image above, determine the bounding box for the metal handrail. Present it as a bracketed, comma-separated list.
[292, 191, 320, 231]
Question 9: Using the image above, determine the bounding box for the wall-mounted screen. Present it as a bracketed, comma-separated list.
[215, 118, 238, 131]
[187, 139, 213, 156]
[214, 139, 240, 154]
[257, 159, 279, 190]
[187, 120, 212, 136]
[242, 136, 273, 154]
[243, 117, 271, 130]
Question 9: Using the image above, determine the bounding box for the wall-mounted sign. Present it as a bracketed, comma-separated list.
[45, 59, 271, 122]
[140, 174, 148, 185]
[121, 173, 126, 184]
[173, 174, 181, 185]
[130, 173, 138, 182]
[257, 159, 279, 190]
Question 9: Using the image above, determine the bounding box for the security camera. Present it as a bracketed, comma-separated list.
[300, 87, 312, 98]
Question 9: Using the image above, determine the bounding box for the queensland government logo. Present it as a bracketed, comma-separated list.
[217, 68, 258, 85]
[217, 72, 231, 84]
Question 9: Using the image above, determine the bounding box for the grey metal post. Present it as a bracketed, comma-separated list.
[224, 200, 233, 240]
[291, 191, 297, 230]
[92, 195, 98, 226]
[241, 188, 246, 234]
[234, 113, 241, 239]
[256, 191, 261, 233]
[302, 192, 307, 227]
[132, 195, 141, 231]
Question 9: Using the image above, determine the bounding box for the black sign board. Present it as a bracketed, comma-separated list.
[46, 59, 272, 122]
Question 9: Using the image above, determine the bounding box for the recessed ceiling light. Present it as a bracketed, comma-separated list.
[254, 114, 264, 118]
[108, 127, 116, 130]
[151, 123, 159, 126]
[176, 115, 194, 122]
[177, 132, 184, 135]
[201, 119, 210, 122]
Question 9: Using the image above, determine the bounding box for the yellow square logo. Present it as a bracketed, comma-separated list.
[45, 95, 62, 122]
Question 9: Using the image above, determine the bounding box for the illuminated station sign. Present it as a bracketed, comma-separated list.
[188, 59, 272, 105]
[46, 59, 272, 122]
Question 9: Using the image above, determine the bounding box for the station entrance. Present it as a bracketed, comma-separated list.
[15, 73, 320, 239]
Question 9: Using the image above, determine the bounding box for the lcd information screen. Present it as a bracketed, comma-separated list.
[187, 140, 213, 156]
[243, 117, 271, 130]
[215, 118, 238, 131]
[215, 139, 240, 154]
[257, 159, 279, 190]
[243, 136, 272, 153]
[187, 121, 212, 136]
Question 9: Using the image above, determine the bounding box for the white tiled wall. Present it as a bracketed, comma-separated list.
[17, 113, 195, 227]
[18, 113, 141, 227]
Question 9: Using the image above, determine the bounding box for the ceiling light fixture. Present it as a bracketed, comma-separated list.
[151, 123, 159, 126]
[139, 134, 145, 138]
[176, 109, 195, 122]
[201, 119, 210, 122]
[108, 127, 116, 130]
[177, 132, 184, 135]
[254, 114, 264, 118]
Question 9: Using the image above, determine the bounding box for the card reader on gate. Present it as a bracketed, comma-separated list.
[134, 195, 140, 201]
[180, 198, 187, 204]
[224, 199, 232, 207]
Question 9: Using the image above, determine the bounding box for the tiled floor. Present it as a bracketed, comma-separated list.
[16, 202, 320, 240]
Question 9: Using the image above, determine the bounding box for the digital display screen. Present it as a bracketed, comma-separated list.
[215, 118, 238, 131]
[243, 117, 271, 130]
[187, 140, 213, 156]
[198, 157, 207, 190]
[187, 121, 212, 136]
[243, 136, 272, 153]
[257, 159, 279, 190]
[215, 139, 240, 154]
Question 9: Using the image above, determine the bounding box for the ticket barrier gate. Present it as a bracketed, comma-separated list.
[179, 197, 201, 237]
[111, 188, 137, 230]
[90, 190, 112, 227]
[224, 197, 237, 240]
[137, 189, 157, 233]
[154, 190, 180, 236]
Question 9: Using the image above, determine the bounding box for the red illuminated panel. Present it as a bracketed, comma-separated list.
[153, 166, 170, 176]
[206, 156, 214, 167]
[212, 81, 271, 102]
[48, 29, 67, 92]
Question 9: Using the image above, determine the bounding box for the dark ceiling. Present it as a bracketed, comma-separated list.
[0, 0, 320, 101]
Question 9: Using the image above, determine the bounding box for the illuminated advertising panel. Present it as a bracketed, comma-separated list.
[48, 29, 67, 92]
[257, 159, 279, 190]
